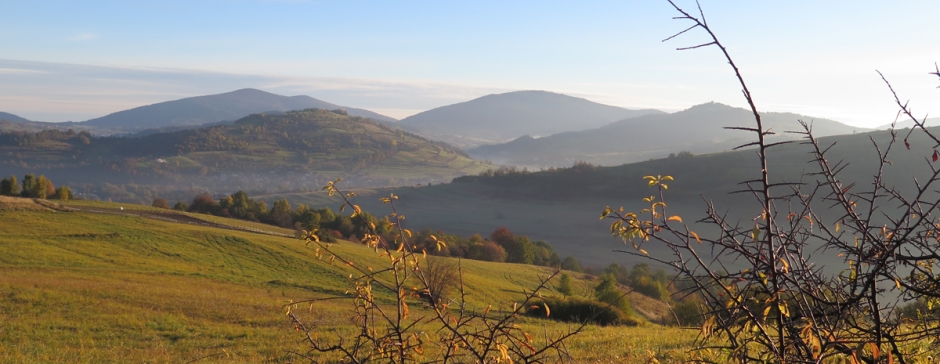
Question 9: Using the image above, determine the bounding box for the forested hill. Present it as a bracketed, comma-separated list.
[0, 109, 492, 193]
[398, 90, 663, 148]
[268, 124, 938, 266]
[469, 102, 869, 167]
[81, 88, 397, 131]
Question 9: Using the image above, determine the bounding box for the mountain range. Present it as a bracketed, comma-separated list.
[469, 102, 870, 167]
[397, 90, 664, 148]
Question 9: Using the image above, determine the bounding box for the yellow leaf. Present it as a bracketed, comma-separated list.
[543, 303, 551, 317]
[835, 222, 840, 232]
[668, 215, 682, 223]
[690, 231, 702, 244]
[639, 249, 648, 256]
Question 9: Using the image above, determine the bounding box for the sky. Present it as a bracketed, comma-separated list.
[1, 1, 939, 128]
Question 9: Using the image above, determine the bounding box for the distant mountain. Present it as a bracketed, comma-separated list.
[397, 90, 664, 148]
[0, 112, 30, 123]
[82, 88, 397, 131]
[878, 117, 940, 130]
[0, 108, 491, 191]
[469, 102, 870, 167]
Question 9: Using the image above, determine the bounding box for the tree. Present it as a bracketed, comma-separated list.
[270, 198, 292, 227]
[19, 174, 48, 199]
[594, 273, 630, 314]
[188, 193, 218, 214]
[55, 186, 73, 200]
[152, 198, 169, 209]
[557, 273, 574, 297]
[422, 256, 458, 304]
[561, 255, 583, 273]
[0, 175, 19, 196]
[503, 235, 536, 264]
[172, 201, 188, 211]
[480, 241, 506, 262]
[42, 177, 55, 198]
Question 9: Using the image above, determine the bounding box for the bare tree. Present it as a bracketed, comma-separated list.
[602, 1, 940, 362]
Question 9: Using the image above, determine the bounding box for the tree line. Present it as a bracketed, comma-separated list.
[0, 174, 73, 200]
[159, 191, 569, 268]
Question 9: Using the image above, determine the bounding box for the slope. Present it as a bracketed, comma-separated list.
[470, 102, 870, 167]
[398, 90, 663, 148]
[0, 198, 689, 362]
[0, 109, 493, 193]
[81, 88, 396, 132]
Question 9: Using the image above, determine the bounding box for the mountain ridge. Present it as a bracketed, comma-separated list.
[397, 90, 664, 148]
[469, 102, 870, 167]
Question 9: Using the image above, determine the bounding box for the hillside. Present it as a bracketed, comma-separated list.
[469, 102, 870, 167]
[0, 111, 30, 123]
[397, 90, 663, 148]
[0, 109, 493, 195]
[267, 123, 933, 268]
[0, 198, 690, 362]
[81, 88, 397, 132]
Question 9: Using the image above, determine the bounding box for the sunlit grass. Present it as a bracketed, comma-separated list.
[0, 205, 697, 362]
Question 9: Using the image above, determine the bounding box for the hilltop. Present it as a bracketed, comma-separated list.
[81, 88, 397, 132]
[398, 90, 663, 148]
[469, 102, 869, 167]
[0, 109, 493, 199]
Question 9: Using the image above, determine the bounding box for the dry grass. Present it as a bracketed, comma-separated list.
[0, 196, 54, 211]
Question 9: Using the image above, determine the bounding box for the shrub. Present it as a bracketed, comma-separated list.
[526, 297, 640, 326]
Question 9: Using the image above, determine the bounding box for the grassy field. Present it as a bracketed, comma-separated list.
[0, 198, 697, 362]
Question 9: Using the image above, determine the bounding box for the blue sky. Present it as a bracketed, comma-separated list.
[1, 1, 939, 127]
